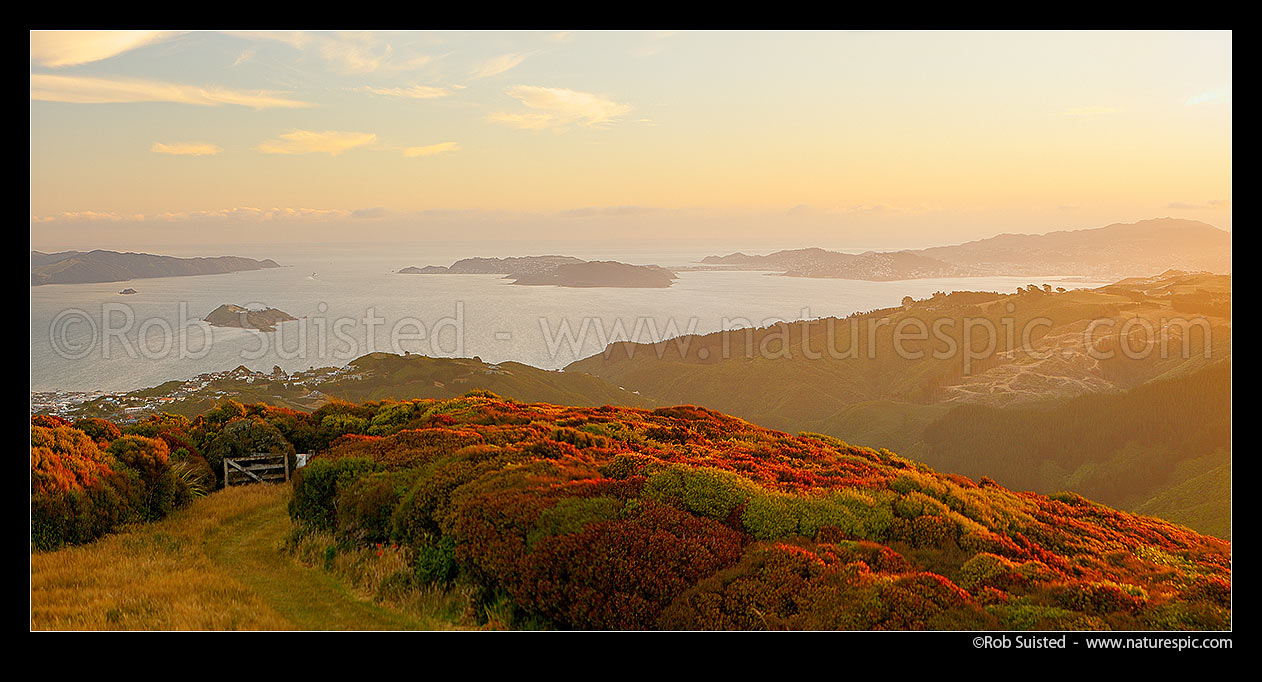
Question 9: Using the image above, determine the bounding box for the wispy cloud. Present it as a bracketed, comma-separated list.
[33, 206, 366, 223]
[487, 85, 630, 131]
[558, 205, 656, 217]
[257, 130, 376, 156]
[351, 207, 388, 219]
[787, 202, 931, 217]
[32, 210, 128, 222]
[317, 34, 402, 74]
[151, 142, 222, 156]
[545, 32, 575, 44]
[30, 74, 310, 109]
[156, 207, 353, 222]
[360, 84, 459, 99]
[471, 53, 529, 79]
[232, 46, 258, 67]
[403, 142, 461, 157]
[634, 30, 678, 58]
[1167, 199, 1228, 210]
[1185, 86, 1231, 106]
[30, 30, 183, 67]
[1059, 106, 1117, 117]
[228, 30, 434, 74]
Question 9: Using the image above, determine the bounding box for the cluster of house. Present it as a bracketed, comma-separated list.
[32, 363, 370, 422]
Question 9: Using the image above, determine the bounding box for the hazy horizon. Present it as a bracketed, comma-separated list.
[28, 215, 1232, 261]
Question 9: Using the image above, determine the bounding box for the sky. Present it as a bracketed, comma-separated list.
[30, 30, 1232, 253]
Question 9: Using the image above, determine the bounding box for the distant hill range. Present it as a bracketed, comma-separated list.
[703, 218, 1230, 280]
[31, 250, 280, 286]
[400, 255, 677, 288]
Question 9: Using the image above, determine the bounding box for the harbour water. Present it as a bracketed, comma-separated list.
[30, 242, 1108, 393]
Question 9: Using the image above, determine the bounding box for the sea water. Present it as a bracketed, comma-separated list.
[30, 242, 1109, 393]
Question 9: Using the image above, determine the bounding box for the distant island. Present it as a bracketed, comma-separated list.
[203, 304, 297, 332]
[402, 255, 584, 275]
[118, 288, 137, 295]
[31, 249, 281, 286]
[400, 255, 677, 288]
[512, 261, 676, 288]
[702, 218, 1231, 281]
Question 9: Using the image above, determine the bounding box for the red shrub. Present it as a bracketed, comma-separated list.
[31, 426, 113, 495]
[513, 503, 744, 629]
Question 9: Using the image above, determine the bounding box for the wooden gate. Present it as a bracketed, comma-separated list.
[223, 453, 290, 486]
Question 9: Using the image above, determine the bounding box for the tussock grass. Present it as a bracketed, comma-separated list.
[31, 485, 291, 630]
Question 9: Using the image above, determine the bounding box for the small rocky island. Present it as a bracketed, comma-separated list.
[399, 255, 677, 288]
[203, 304, 297, 332]
[118, 288, 138, 295]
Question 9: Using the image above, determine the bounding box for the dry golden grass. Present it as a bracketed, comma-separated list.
[31, 484, 292, 630]
[32, 483, 469, 631]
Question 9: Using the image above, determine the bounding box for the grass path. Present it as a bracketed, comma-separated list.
[32, 484, 425, 630]
[202, 489, 423, 630]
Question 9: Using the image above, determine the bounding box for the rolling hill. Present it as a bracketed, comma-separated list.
[701, 219, 1230, 281]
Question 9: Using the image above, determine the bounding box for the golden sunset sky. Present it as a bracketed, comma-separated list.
[30, 30, 1231, 251]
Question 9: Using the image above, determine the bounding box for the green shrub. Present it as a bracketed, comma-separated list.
[107, 435, 184, 521]
[527, 496, 623, 549]
[743, 489, 893, 542]
[336, 471, 414, 544]
[288, 457, 377, 532]
[643, 465, 753, 520]
[597, 452, 653, 479]
[366, 401, 420, 436]
[959, 552, 1019, 590]
[415, 536, 460, 586]
[321, 413, 368, 438]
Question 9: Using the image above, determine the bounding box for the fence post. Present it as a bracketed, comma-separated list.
[224, 458, 229, 488]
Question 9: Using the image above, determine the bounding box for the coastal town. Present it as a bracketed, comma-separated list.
[31, 363, 365, 422]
